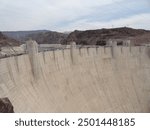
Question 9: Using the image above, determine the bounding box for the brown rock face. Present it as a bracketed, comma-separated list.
[2, 30, 68, 45]
[27, 31, 68, 45]
[0, 97, 14, 113]
[65, 27, 150, 45]
[0, 32, 20, 47]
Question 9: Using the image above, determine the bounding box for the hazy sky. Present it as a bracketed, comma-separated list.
[0, 0, 150, 31]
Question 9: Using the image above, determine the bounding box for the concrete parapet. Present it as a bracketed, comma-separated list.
[122, 39, 131, 46]
[26, 40, 40, 79]
[111, 41, 118, 58]
[78, 48, 82, 56]
[70, 41, 77, 64]
[106, 39, 114, 46]
[145, 46, 150, 59]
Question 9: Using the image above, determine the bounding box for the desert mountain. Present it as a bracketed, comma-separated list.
[26, 31, 68, 44]
[65, 27, 150, 45]
[2, 30, 49, 42]
[3, 30, 68, 45]
[2, 27, 150, 46]
[0, 32, 20, 47]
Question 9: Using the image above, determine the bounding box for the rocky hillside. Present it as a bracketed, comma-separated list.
[130, 33, 150, 46]
[2, 30, 49, 42]
[2, 27, 150, 46]
[27, 31, 68, 44]
[65, 27, 150, 45]
[0, 32, 20, 47]
[0, 97, 14, 113]
[3, 30, 68, 45]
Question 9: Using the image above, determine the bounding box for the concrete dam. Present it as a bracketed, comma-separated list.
[0, 41, 150, 112]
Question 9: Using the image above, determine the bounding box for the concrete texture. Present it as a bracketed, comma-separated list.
[0, 44, 150, 112]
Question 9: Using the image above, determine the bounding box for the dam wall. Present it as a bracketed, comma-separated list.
[0, 45, 150, 112]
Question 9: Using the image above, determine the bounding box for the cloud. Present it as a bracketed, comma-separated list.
[58, 13, 150, 31]
[0, 0, 149, 31]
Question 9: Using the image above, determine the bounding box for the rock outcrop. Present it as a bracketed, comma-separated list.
[3, 30, 68, 45]
[2, 27, 150, 46]
[65, 27, 150, 45]
[0, 98, 14, 113]
[2, 30, 49, 42]
[0, 32, 20, 47]
[27, 31, 68, 45]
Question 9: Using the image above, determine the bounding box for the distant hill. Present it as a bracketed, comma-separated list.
[2, 27, 150, 46]
[65, 27, 150, 45]
[0, 32, 20, 47]
[2, 30, 49, 43]
[2, 30, 68, 44]
[27, 31, 68, 44]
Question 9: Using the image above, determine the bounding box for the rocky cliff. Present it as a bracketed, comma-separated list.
[3, 30, 68, 45]
[0, 32, 20, 47]
[27, 31, 68, 44]
[65, 27, 150, 45]
[2, 27, 150, 46]
[0, 98, 14, 113]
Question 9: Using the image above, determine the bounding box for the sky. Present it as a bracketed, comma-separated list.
[0, 0, 150, 31]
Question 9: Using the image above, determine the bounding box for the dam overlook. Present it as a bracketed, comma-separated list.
[0, 39, 150, 112]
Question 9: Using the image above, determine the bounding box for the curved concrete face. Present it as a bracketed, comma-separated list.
[0, 45, 150, 112]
